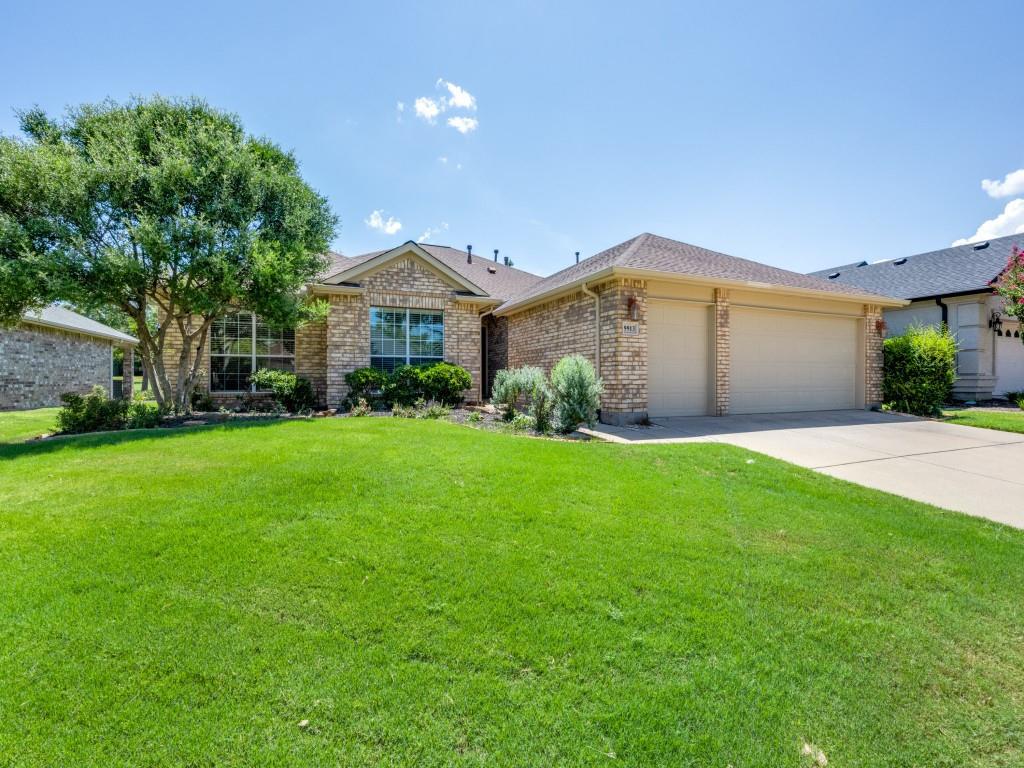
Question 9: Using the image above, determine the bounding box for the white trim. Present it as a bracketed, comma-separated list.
[325, 242, 488, 296]
[730, 302, 866, 319]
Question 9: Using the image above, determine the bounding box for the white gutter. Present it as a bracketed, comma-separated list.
[580, 281, 600, 377]
[21, 315, 138, 346]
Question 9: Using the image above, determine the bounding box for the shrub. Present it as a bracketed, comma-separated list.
[344, 367, 389, 409]
[349, 397, 372, 417]
[882, 324, 957, 416]
[57, 386, 128, 434]
[420, 362, 472, 405]
[550, 355, 604, 433]
[191, 389, 214, 412]
[420, 402, 452, 420]
[492, 368, 525, 420]
[467, 411, 483, 424]
[386, 365, 426, 406]
[250, 368, 317, 412]
[514, 366, 554, 434]
[127, 394, 163, 429]
[507, 412, 535, 431]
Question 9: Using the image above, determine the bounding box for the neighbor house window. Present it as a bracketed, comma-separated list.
[370, 307, 444, 372]
[210, 312, 295, 391]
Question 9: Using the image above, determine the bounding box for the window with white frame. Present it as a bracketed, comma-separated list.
[210, 312, 295, 391]
[370, 307, 444, 372]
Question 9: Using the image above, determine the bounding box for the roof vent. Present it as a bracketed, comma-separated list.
[493, 248, 499, 262]
[827, 272, 840, 280]
[893, 258, 907, 266]
[466, 244, 472, 264]
[973, 241, 990, 250]
[487, 265, 497, 274]
[575, 251, 580, 264]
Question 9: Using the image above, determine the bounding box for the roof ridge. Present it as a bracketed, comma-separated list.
[613, 232, 650, 265]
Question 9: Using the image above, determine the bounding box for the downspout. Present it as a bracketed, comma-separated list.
[479, 308, 494, 402]
[935, 297, 948, 325]
[581, 281, 600, 377]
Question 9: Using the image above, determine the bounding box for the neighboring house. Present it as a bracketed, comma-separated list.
[811, 234, 1024, 401]
[0, 305, 138, 410]
[165, 234, 904, 423]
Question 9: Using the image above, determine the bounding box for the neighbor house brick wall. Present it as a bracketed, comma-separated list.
[122, 347, 134, 399]
[864, 304, 884, 407]
[714, 289, 730, 416]
[0, 323, 111, 410]
[325, 257, 483, 407]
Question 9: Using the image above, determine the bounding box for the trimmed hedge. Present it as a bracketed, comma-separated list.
[344, 362, 472, 409]
[883, 324, 957, 416]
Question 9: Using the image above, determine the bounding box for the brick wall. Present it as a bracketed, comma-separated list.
[0, 323, 112, 410]
[714, 289, 730, 415]
[295, 319, 327, 405]
[505, 279, 649, 423]
[483, 314, 508, 399]
[864, 304, 884, 406]
[324, 257, 483, 407]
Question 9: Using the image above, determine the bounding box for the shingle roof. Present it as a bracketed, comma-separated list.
[496, 232, 899, 313]
[809, 234, 1023, 299]
[22, 305, 138, 345]
[324, 243, 544, 301]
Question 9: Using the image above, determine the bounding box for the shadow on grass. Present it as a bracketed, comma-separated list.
[0, 417, 313, 461]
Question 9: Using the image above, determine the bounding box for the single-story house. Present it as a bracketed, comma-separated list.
[0, 305, 138, 410]
[167, 234, 905, 423]
[811, 234, 1024, 401]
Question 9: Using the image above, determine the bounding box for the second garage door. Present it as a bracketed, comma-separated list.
[731, 308, 860, 414]
[647, 299, 711, 416]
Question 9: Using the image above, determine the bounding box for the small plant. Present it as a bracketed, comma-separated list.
[549, 355, 604, 433]
[1018, 397, 1024, 412]
[520, 367, 555, 434]
[419, 402, 451, 420]
[1003, 390, 1024, 404]
[386, 365, 427, 406]
[190, 389, 214, 412]
[344, 367, 389, 409]
[882, 324, 957, 416]
[57, 386, 129, 434]
[491, 368, 525, 421]
[467, 411, 483, 424]
[127, 393, 163, 429]
[349, 397, 372, 416]
[250, 368, 317, 412]
[420, 362, 472, 405]
[507, 412, 536, 431]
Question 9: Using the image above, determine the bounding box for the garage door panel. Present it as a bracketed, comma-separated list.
[647, 301, 710, 417]
[732, 309, 859, 414]
[996, 331, 1024, 396]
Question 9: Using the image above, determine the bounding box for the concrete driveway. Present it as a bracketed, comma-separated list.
[586, 410, 1024, 528]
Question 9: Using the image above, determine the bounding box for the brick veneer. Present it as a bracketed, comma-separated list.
[714, 289, 730, 415]
[864, 304, 884, 407]
[295, 319, 327, 405]
[324, 257, 483, 407]
[506, 278, 649, 423]
[0, 323, 113, 410]
[482, 314, 508, 399]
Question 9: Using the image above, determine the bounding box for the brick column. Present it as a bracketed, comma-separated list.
[714, 289, 730, 416]
[122, 346, 134, 398]
[864, 304, 884, 407]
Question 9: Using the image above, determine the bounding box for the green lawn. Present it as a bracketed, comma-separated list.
[0, 406, 59, 443]
[1, 419, 1023, 766]
[942, 407, 1024, 435]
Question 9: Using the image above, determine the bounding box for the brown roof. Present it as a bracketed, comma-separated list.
[323, 243, 544, 301]
[496, 233, 901, 312]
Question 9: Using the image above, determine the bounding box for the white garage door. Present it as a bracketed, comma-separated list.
[731, 308, 859, 414]
[647, 300, 711, 417]
[995, 329, 1024, 396]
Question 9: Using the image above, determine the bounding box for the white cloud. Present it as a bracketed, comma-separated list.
[982, 169, 1024, 198]
[396, 101, 405, 112]
[417, 221, 449, 243]
[414, 97, 441, 123]
[365, 210, 403, 236]
[438, 156, 448, 164]
[447, 116, 478, 134]
[439, 80, 476, 110]
[952, 198, 1024, 245]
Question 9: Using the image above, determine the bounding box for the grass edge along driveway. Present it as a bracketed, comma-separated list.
[1, 418, 1022, 767]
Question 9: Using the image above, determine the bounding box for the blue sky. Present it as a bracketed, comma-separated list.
[3, 1, 1022, 277]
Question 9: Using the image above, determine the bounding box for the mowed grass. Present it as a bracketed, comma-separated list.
[0, 407, 58, 443]
[1, 419, 1023, 767]
[943, 407, 1024, 435]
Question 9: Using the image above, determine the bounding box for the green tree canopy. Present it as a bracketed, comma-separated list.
[0, 96, 336, 411]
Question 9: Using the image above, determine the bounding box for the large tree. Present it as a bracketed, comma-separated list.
[0, 96, 336, 411]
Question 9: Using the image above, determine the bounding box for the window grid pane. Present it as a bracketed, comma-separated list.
[210, 312, 295, 392]
[370, 307, 443, 372]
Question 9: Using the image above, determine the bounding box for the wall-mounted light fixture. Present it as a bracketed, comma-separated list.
[875, 318, 887, 337]
[626, 295, 640, 321]
[989, 310, 1003, 334]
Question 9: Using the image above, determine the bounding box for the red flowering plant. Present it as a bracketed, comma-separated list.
[992, 245, 1024, 337]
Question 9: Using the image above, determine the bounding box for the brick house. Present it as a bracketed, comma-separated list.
[172, 235, 905, 422]
[1, 305, 138, 410]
